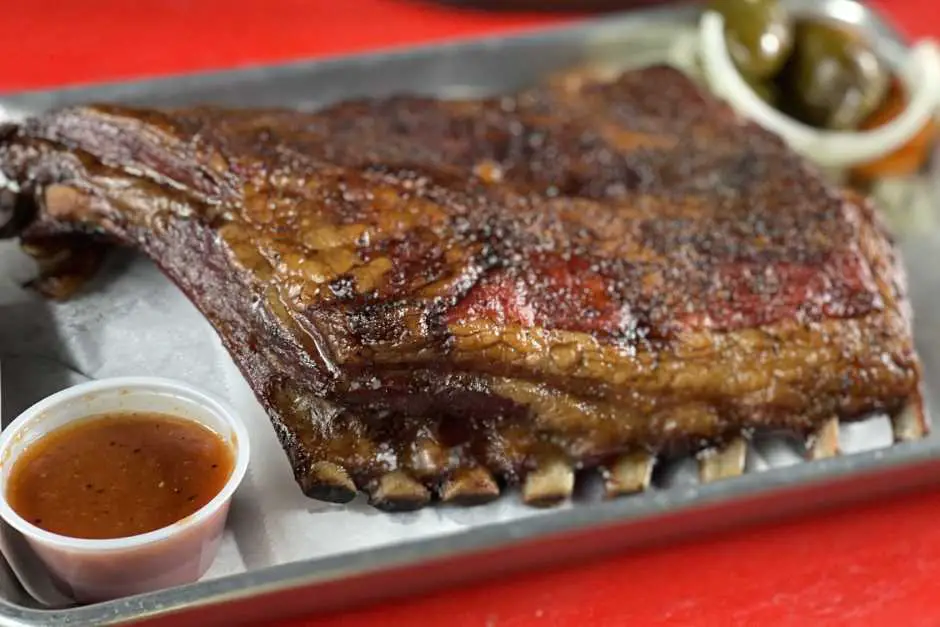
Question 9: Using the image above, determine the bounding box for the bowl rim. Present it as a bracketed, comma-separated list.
[0, 376, 250, 552]
[695, 8, 940, 169]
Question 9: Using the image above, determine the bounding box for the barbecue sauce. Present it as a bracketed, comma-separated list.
[6, 412, 234, 540]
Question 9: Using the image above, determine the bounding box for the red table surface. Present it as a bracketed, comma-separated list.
[3, 1, 940, 625]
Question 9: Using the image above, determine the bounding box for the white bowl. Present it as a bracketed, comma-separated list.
[0, 377, 250, 603]
[698, 11, 940, 169]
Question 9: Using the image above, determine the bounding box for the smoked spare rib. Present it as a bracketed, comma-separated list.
[0, 66, 924, 510]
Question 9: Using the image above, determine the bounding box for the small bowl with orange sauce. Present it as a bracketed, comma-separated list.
[0, 377, 250, 602]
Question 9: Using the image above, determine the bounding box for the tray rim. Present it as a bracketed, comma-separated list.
[0, 0, 904, 109]
[0, 5, 681, 103]
[0, 1, 927, 624]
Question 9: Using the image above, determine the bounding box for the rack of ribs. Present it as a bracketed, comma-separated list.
[0, 66, 925, 511]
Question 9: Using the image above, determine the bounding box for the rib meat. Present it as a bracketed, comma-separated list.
[0, 66, 923, 510]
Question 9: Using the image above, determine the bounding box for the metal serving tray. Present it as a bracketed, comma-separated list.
[1, 1, 939, 625]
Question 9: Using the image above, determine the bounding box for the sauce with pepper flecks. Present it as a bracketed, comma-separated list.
[7, 412, 234, 540]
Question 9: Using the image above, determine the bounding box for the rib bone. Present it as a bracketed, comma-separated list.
[699, 437, 747, 483]
[368, 471, 431, 512]
[439, 467, 500, 505]
[301, 461, 357, 503]
[806, 416, 840, 460]
[603, 452, 654, 498]
[522, 458, 574, 507]
[892, 402, 929, 442]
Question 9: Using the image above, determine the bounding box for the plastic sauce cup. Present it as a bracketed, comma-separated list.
[0, 377, 250, 603]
